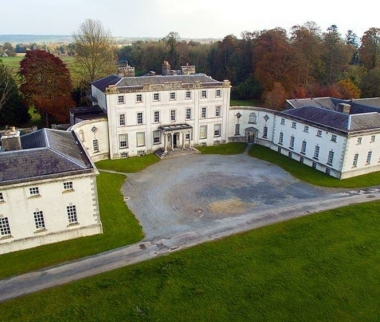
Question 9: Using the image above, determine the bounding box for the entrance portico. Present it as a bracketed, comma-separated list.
[159, 124, 193, 152]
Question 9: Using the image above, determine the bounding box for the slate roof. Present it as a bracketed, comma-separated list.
[286, 97, 336, 110]
[92, 74, 221, 92]
[0, 129, 94, 186]
[281, 106, 380, 133]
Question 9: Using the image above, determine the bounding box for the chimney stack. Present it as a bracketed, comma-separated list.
[1, 127, 22, 151]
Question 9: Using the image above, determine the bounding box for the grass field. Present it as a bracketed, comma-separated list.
[96, 154, 160, 173]
[1, 200, 380, 321]
[0, 172, 143, 280]
[249, 144, 380, 188]
[197, 142, 247, 154]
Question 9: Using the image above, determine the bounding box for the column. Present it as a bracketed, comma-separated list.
[189, 130, 192, 148]
[182, 131, 185, 149]
[164, 132, 167, 153]
[171, 133, 174, 151]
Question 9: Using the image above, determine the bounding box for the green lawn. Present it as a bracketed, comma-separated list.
[0, 172, 143, 279]
[197, 142, 247, 154]
[96, 154, 160, 173]
[230, 98, 264, 107]
[2, 200, 380, 321]
[249, 144, 380, 188]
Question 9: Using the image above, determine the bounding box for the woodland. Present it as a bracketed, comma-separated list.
[1, 21, 380, 126]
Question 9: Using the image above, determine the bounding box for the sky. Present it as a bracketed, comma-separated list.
[1, 0, 379, 40]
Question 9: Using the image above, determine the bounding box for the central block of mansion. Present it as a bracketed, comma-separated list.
[69, 62, 380, 180]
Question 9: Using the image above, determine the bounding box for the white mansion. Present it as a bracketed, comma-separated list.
[69, 62, 380, 180]
[0, 128, 102, 254]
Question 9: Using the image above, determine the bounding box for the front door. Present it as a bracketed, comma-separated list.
[173, 133, 177, 148]
[248, 131, 255, 143]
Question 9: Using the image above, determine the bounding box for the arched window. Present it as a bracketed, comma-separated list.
[249, 112, 257, 124]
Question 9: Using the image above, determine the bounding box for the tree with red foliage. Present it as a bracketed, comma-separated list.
[19, 50, 75, 127]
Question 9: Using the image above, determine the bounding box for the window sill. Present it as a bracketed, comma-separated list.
[327, 162, 333, 166]
[62, 189, 75, 194]
[0, 235, 12, 240]
[67, 222, 79, 227]
[248, 122, 257, 124]
[289, 147, 294, 150]
[28, 194, 41, 199]
[313, 157, 319, 161]
[301, 152, 306, 155]
[34, 228, 47, 234]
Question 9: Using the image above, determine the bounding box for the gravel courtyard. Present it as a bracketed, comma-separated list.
[122, 154, 339, 240]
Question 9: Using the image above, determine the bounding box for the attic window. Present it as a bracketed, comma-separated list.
[118, 95, 125, 104]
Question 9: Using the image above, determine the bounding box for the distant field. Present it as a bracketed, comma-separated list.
[1, 55, 79, 83]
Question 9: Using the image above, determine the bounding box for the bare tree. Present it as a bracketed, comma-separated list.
[0, 61, 16, 112]
[72, 19, 117, 83]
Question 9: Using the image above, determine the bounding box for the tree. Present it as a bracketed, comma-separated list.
[0, 60, 15, 111]
[359, 27, 380, 70]
[19, 50, 75, 127]
[264, 82, 286, 110]
[72, 19, 117, 83]
[360, 68, 380, 97]
[0, 60, 30, 125]
[336, 79, 361, 98]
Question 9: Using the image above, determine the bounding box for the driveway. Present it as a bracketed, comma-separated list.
[123, 154, 342, 240]
[2, 153, 380, 303]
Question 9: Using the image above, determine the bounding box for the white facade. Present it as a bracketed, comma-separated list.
[228, 104, 380, 179]
[88, 66, 231, 159]
[69, 118, 109, 162]
[0, 129, 102, 254]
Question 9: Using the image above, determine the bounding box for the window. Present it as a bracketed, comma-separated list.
[136, 132, 145, 147]
[300, 156, 304, 163]
[366, 151, 372, 164]
[201, 107, 207, 118]
[170, 110, 176, 121]
[170, 92, 176, 100]
[67, 205, 78, 224]
[200, 125, 207, 139]
[304, 126, 309, 133]
[331, 134, 337, 142]
[216, 106, 221, 117]
[281, 118, 285, 125]
[317, 130, 322, 137]
[186, 108, 191, 120]
[119, 134, 128, 149]
[0, 217, 11, 236]
[301, 140, 307, 154]
[353, 153, 359, 167]
[201, 90, 207, 98]
[290, 136, 295, 149]
[263, 126, 268, 139]
[153, 93, 160, 101]
[327, 150, 334, 165]
[63, 182, 73, 190]
[118, 95, 125, 104]
[216, 89, 221, 97]
[93, 139, 99, 153]
[29, 187, 39, 196]
[136, 94, 142, 102]
[279, 132, 283, 145]
[371, 135, 376, 143]
[357, 137, 362, 144]
[235, 124, 240, 135]
[119, 114, 125, 126]
[153, 131, 160, 144]
[34, 211, 45, 229]
[314, 145, 320, 160]
[214, 124, 221, 137]
[292, 122, 296, 129]
[249, 112, 257, 124]
[186, 133, 191, 140]
[186, 91, 191, 99]
[120, 152, 128, 158]
[325, 168, 331, 175]
[154, 111, 160, 123]
[0, 193, 3, 202]
[278, 147, 282, 153]
[137, 112, 143, 124]
[288, 151, 293, 158]
[312, 162, 317, 169]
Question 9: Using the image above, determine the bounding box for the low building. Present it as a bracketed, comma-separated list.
[229, 97, 380, 179]
[0, 128, 102, 254]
